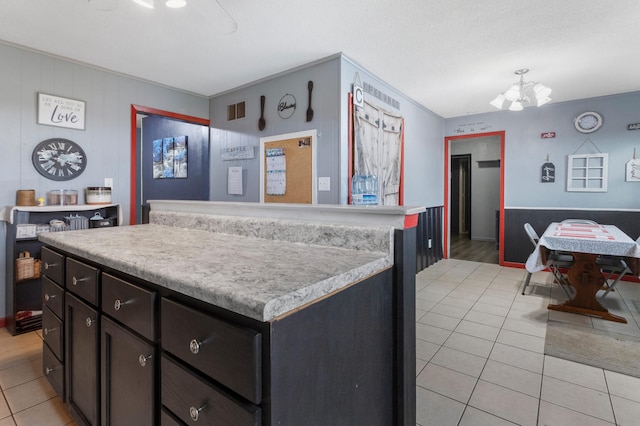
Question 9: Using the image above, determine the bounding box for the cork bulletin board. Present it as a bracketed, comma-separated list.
[260, 130, 317, 203]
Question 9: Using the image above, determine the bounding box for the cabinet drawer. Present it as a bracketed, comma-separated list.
[42, 276, 64, 319]
[43, 305, 63, 361]
[66, 257, 99, 306]
[162, 354, 261, 426]
[43, 343, 65, 400]
[161, 298, 262, 404]
[102, 273, 156, 341]
[42, 247, 64, 285]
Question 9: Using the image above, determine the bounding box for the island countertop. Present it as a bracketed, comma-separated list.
[39, 223, 392, 322]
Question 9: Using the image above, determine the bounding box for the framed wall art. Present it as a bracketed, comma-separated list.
[37, 93, 86, 130]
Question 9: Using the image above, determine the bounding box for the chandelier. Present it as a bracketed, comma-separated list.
[490, 69, 552, 111]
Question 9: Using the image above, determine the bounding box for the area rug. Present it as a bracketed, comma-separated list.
[544, 320, 640, 378]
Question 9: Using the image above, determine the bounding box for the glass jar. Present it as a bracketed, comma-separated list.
[85, 187, 112, 205]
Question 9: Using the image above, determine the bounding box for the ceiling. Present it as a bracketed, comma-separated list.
[2, 0, 640, 118]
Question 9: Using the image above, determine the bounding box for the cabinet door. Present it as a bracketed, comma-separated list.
[66, 293, 100, 426]
[101, 316, 155, 426]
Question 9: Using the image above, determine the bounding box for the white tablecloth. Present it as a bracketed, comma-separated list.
[525, 222, 640, 273]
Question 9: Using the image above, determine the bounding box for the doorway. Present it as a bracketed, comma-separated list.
[129, 105, 210, 225]
[444, 131, 505, 265]
[450, 154, 471, 236]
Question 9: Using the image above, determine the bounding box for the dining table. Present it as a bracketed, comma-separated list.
[525, 222, 640, 323]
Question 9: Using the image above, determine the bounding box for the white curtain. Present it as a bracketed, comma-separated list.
[354, 100, 403, 205]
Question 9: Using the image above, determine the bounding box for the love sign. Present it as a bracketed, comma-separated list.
[37, 93, 86, 130]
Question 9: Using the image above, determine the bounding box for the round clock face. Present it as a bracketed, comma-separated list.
[574, 111, 603, 133]
[32, 138, 87, 181]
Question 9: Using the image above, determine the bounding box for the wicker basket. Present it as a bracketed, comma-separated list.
[16, 252, 41, 281]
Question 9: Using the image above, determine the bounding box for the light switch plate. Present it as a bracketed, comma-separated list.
[318, 177, 330, 191]
[104, 178, 113, 189]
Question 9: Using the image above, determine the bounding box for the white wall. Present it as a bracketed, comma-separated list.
[450, 136, 501, 241]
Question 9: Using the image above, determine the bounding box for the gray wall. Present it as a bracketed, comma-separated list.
[209, 56, 342, 204]
[450, 136, 501, 241]
[0, 42, 209, 320]
[208, 54, 447, 207]
[445, 92, 640, 210]
[340, 57, 445, 207]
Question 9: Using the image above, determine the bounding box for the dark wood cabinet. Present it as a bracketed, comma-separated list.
[43, 247, 403, 425]
[66, 292, 100, 425]
[101, 316, 156, 426]
[4, 205, 120, 336]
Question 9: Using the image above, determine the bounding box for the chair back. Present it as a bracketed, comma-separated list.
[524, 223, 539, 248]
[560, 219, 598, 225]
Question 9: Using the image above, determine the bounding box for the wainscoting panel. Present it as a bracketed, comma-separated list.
[417, 206, 444, 272]
[504, 209, 640, 264]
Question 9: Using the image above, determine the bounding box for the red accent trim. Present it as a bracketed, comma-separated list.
[404, 214, 418, 229]
[399, 117, 405, 206]
[0, 317, 5, 328]
[443, 131, 506, 263]
[443, 139, 449, 258]
[130, 105, 210, 225]
[347, 93, 354, 205]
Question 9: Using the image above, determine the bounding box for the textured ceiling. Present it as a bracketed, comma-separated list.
[2, 0, 640, 118]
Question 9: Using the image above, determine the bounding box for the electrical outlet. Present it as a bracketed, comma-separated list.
[104, 178, 113, 189]
[318, 177, 330, 191]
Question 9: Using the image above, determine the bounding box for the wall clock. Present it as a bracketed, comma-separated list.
[32, 138, 87, 181]
[574, 111, 603, 134]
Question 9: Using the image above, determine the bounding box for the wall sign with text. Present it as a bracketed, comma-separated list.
[37, 93, 86, 130]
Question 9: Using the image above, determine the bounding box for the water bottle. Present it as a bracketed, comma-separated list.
[352, 175, 378, 205]
[352, 175, 365, 205]
[362, 175, 378, 205]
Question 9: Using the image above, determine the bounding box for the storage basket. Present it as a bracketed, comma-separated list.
[16, 252, 41, 281]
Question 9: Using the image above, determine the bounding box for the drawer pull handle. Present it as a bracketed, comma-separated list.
[85, 317, 96, 328]
[72, 276, 89, 286]
[45, 366, 60, 375]
[189, 339, 202, 354]
[189, 405, 205, 422]
[114, 299, 130, 311]
[44, 293, 56, 301]
[138, 354, 152, 367]
[43, 327, 57, 335]
[44, 262, 58, 270]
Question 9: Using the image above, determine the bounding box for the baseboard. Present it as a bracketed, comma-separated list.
[0, 317, 6, 328]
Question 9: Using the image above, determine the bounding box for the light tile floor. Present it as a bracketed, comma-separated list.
[416, 259, 640, 426]
[3, 259, 640, 426]
[0, 329, 74, 426]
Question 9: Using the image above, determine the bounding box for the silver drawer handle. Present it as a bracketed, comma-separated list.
[44, 262, 58, 270]
[114, 299, 130, 311]
[43, 327, 57, 335]
[44, 293, 56, 301]
[189, 405, 205, 422]
[72, 276, 89, 286]
[189, 339, 202, 354]
[85, 317, 96, 328]
[138, 354, 152, 367]
[45, 366, 60, 375]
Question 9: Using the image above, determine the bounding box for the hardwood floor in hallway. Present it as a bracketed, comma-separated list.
[450, 233, 499, 264]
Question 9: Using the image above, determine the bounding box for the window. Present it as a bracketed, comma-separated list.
[567, 153, 608, 192]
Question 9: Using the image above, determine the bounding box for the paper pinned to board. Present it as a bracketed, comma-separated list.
[227, 166, 243, 195]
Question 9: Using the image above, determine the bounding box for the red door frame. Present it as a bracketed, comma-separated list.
[443, 131, 506, 265]
[129, 105, 210, 225]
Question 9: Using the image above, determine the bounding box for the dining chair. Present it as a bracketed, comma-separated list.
[522, 223, 574, 296]
[597, 256, 630, 298]
[560, 219, 598, 225]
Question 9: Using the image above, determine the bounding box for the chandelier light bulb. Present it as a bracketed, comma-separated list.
[490, 69, 552, 111]
[133, 0, 154, 8]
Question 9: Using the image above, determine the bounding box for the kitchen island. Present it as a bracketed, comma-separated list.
[39, 201, 422, 425]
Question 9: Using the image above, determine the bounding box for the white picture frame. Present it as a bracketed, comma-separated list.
[567, 153, 608, 192]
